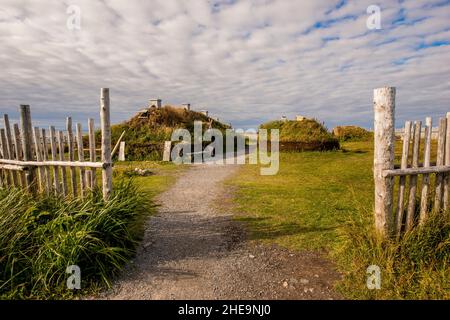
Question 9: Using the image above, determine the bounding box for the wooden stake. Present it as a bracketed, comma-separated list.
[41, 128, 52, 192]
[20, 105, 36, 193]
[13, 124, 26, 186]
[33, 127, 47, 193]
[66, 117, 77, 197]
[88, 118, 96, 190]
[76, 123, 86, 198]
[420, 117, 433, 224]
[373, 87, 396, 238]
[444, 112, 450, 211]
[0, 129, 11, 186]
[406, 121, 421, 231]
[57, 130, 68, 197]
[3, 115, 19, 186]
[395, 121, 412, 236]
[49, 126, 61, 194]
[100, 88, 112, 201]
[434, 117, 447, 212]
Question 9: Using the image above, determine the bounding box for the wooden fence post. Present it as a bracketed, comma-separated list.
[88, 118, 96, 190]
[66, 117, 77, 197]
[20, 105, 36, 193]
[419, 117, 433, 224]
[4, 115, 19, 186]
[373, 87, 396, 238]
[444, 112, 450, 211]
[100, 88, 112, 201]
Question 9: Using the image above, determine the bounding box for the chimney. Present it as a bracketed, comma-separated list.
[182, 103, 191, 111]
[149, 98, 162, 108]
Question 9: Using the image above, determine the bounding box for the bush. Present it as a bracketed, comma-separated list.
[334, 209, 450, 299]
[0, 181, 150, 299]
[260, 119, 340, 151]
[332, 126, 373, 142]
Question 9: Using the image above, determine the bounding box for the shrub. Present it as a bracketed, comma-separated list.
[260, 119, 340, 151]
[332, 126, 373, 142]
[0, 181, 150, 299]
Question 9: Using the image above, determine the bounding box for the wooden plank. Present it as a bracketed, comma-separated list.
[434, 117, 447, 212]
[49, 126, 61, 194]
[0, 158, 107, 168]
[384, 165, 450, 177]
[13, 124, 26, 186]
[444, 112, 450, 211]
[395, 121, 412, 237]
[111, 130, 126, 158]
[76, 123, 86, 198]
[373, 87, 396, 238]
[419, 117, 433, 224]
[66, 117, 77, 197]
[0, 164, 28, 171]
[57, 130, 68, 197]
[88, 118, 96, 190]
[33, 127, 47, 193]
[20, 105, 36, 192]
[406, 121, 421, 231]
[3, 115, 19, 186]
[41, 128, 52, 192]
[100, 88, 112, 200]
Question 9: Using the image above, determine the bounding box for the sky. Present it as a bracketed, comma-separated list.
[1, 0, 450, 130]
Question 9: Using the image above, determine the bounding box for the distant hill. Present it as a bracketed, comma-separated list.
[260, 119, 340, 151]
[111, 106, 230, 160]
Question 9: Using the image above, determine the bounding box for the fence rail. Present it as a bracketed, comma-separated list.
[0, 88, 113, 200]
[374, 87, 450, 239]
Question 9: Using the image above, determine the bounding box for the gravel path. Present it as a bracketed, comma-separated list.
[103, 164, 341, 300]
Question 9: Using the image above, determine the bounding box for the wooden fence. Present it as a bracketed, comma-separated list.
[0, 88, 112, 200]
[374, 87, 450, 239]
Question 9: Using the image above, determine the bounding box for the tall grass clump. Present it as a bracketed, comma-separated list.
[0, 181, 150, 299]
[334, 208, 450, 299]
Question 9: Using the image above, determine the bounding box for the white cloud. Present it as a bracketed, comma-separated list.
[0, 0, 449, 130]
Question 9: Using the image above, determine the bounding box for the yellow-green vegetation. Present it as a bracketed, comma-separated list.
[260, 119, 339, 151]
[332, 125, 373, 142]
[110, 106, 230, 160]
[227, 141, 450, 299]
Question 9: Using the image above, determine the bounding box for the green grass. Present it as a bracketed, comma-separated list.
[0, 161, 183, 299]
[226, 140, 450, 299]
[227, 141, 373, 251]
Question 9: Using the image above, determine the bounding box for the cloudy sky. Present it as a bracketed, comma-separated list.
[1, 0, 450, 130]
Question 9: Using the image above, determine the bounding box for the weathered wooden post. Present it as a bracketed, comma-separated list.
[20, 105, 36, 193]
[100, 88, 112, 201]
[118, 142, 125, 161]
[163, 141, 172, 161]
[373, 87, 396, 238]
[88, 118, 96, 190]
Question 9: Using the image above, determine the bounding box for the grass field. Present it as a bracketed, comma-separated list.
[227, 141, 374, 251]
[226, 140, 450, 299]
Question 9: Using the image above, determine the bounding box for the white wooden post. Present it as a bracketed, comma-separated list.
[163, 141, 172, 161]
[100, 88, 112, 201]
[118, 141, 125, 161]
[373, 87, 396, 238]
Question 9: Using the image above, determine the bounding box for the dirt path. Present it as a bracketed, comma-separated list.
[103, 165, 341, 300]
